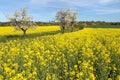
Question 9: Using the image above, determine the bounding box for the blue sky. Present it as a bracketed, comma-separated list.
[0, 0, 120, 22]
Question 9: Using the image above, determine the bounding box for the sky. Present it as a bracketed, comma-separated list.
[0, 0, 120, 22]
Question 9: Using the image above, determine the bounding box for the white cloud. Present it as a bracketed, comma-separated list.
[30, 0, 49, 5]
[60, 0, 92, 6]
[29, 0, 120, 13]
[98, 0, 120, 5]
[99, 0, 113, 3]
[30, 0, 120, 8]
[63, 0, 119, 6]
[93, 8, 120, 14]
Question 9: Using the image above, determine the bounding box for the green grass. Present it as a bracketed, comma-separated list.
[88, 24, 120, 28]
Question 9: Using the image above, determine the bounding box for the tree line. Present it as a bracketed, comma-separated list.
[1, 21, 120, 26]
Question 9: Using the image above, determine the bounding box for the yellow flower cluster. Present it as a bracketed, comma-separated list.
[0, 27, 120, 80]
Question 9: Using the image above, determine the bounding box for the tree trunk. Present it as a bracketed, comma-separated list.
[61, 25, 65, 33]
[23, 29, 27, 37]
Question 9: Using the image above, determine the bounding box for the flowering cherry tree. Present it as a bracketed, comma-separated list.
[56, 9, 78, 33]
[7, 7, 36, 36]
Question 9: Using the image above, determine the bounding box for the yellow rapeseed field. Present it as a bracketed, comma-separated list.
[0, 26, 120, 80]
[0, 26, 59, 36]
